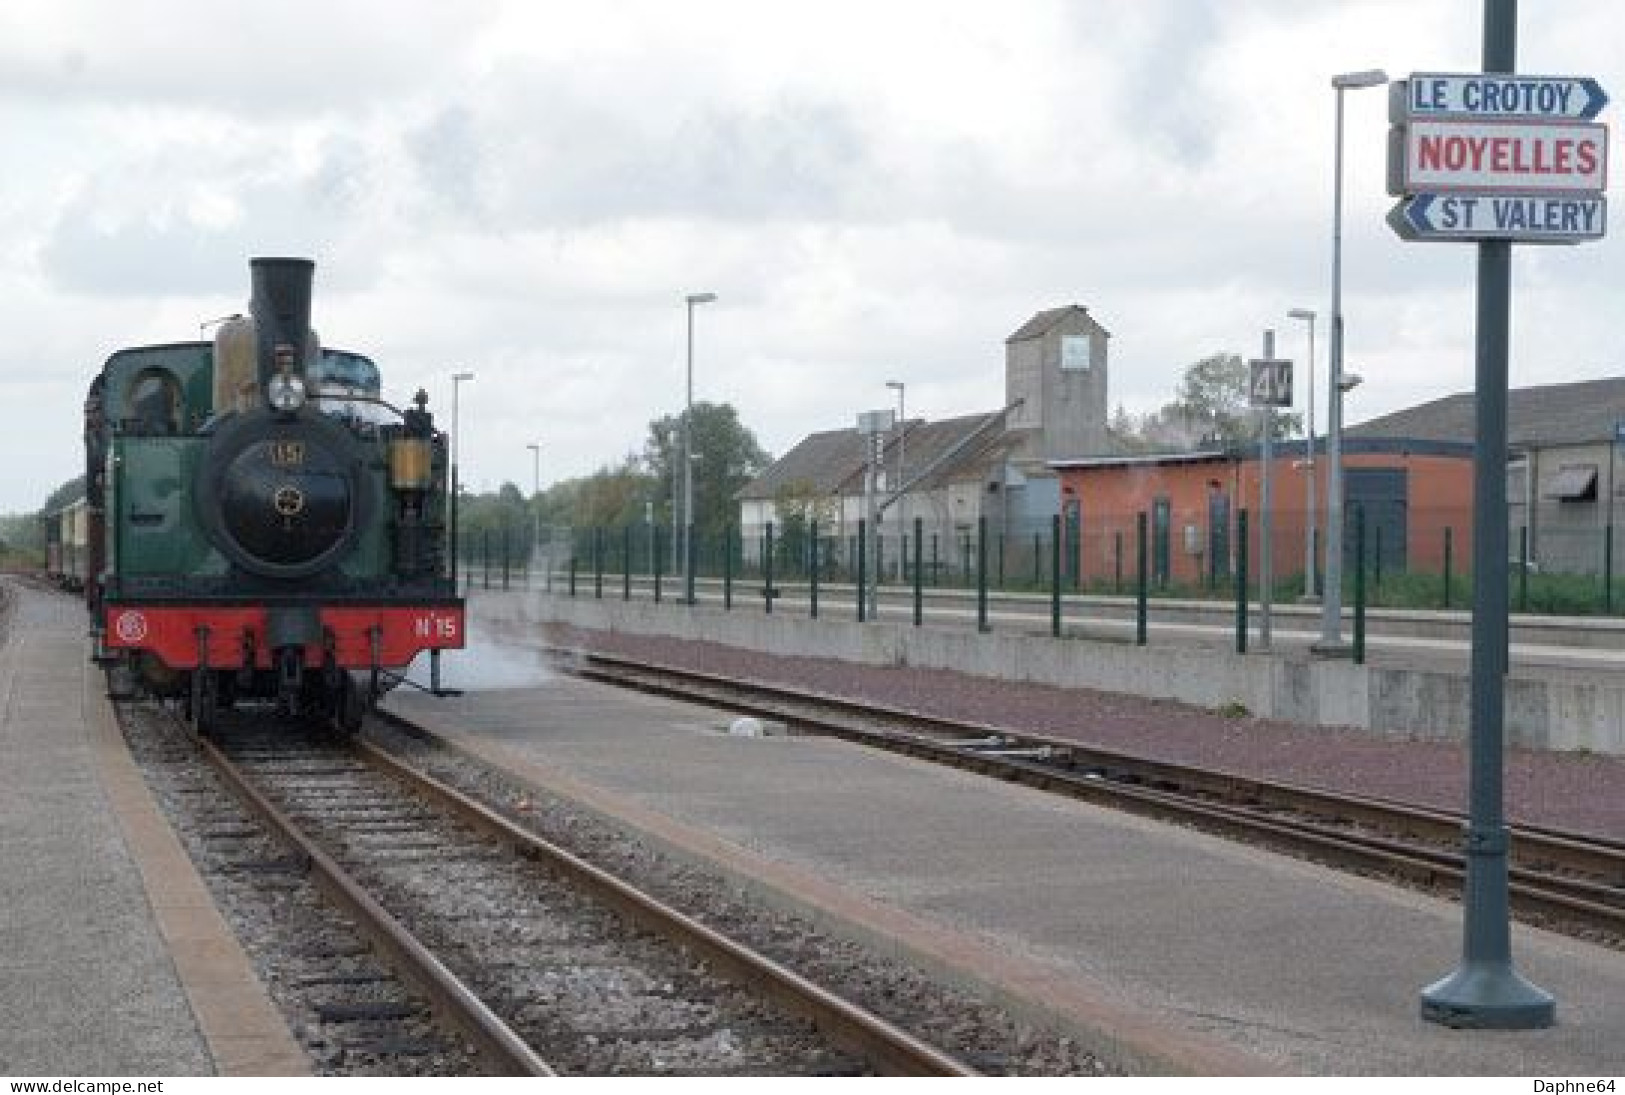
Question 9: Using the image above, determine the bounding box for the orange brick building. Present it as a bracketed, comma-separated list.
[1051, 438, 1475, 588]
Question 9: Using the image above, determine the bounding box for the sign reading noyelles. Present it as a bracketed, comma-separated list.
[1388, 72, 1609, 244]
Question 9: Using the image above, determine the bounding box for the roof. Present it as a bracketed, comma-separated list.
[1348, 376, 1625, 448]
[1048, 436, 1474, 472]
[737, 411, 1009, 501]
[1048, 449, 1230, 471]
[1005, 304, 1112, 343]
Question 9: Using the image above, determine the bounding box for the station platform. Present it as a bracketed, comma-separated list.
[0, 579, 305, 1076]
[389, 663, 1625, 1076]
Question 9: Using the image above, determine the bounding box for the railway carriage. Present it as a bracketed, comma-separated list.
[43, 497, 90, 591]
[89, 257, 464, 732]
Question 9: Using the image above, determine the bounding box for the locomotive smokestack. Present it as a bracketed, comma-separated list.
[249, 257, 316, 396]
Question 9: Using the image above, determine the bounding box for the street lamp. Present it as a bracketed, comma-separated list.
[1288, 308, 1317, 602]
[1315, 68, 1387, 656]
[682, 291, 717, 603]
[886, 380, 906, 571]
[449, 370, 474, 582]
[527, 441, 541, 583]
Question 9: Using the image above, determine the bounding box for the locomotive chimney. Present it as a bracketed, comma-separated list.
[249, 257, 316, 399]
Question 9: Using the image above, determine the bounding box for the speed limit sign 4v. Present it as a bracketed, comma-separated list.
[1249, 358, 1294, 408]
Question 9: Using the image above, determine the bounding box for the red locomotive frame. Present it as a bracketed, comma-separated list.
[104, 603, 465, 670]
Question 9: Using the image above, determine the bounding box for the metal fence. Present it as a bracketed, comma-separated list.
[458, 506, 1625, 656]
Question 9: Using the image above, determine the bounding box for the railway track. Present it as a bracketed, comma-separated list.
[552, 648, 1625, 944]
[144, 708, 977, 1076]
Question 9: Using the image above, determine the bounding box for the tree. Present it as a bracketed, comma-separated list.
[771, 479, 837, 571]
[643, 402, 770, 547]
[1114, 353, 1303, 451]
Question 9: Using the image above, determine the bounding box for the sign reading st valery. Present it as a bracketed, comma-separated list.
[1388, 72, 1609, 244]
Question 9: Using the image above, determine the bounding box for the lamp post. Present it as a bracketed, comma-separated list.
[886, 380, 906, 576]
[527, 441, 541, 583]
[449, 370, 474, 581]
[682, 292, 717, 603]
[1315, 68, 1387, 656]
[1288, 308, 1318, 602]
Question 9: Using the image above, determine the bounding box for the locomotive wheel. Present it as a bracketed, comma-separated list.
[332, 674, 366, 738]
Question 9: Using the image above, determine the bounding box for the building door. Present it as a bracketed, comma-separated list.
[1344, 467, 1408, 573]
[1152, 496, 1171, 587]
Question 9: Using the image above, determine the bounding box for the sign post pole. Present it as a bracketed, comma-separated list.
[1259, 331, 1275, 649]
[1419, 0, 1557, 1029]
[1249, 343, 1293, 652]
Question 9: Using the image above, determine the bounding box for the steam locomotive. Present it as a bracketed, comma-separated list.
[87, 257, 464, 733]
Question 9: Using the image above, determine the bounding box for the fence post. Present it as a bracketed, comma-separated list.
[593, 528, 603, 599]
[1114, 529, 1123, 594]
[1051, 513, 1062, 639]
[623, 526, 632, 600]
[1354, 506, 1367, 665]
[1136, 512, 1148, 646]
[483, 529, 491, 590]
[653, 526, 663, 603]
[1374, 525, 1383, 591]
[1606, 524, 1615, 615]
[723, 525, 733, 610]
[502, 526, 511, 590]
[932, 534, 940, 587]
[1519, 525, 1529, 613]
[857, 519, 868, 623]
[977, 515, 989, 633]
[1443, 526, 1454, 610]
[1235, 510, 1249, 654]
[1032, 532, 1041, 587]
[764, 521, 775, 615]
[685, 522, 696, 606]
[568, 551, 577, 597]
[913, 516, 924, 627]
[809, 521, 819, 619]
[961, 533, 971, 589]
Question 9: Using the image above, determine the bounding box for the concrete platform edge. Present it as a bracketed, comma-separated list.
[517, 593, 1625, 755]
[82, 660, 310, 1077]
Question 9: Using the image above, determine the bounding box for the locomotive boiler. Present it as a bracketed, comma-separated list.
[89, 257, 464, 732]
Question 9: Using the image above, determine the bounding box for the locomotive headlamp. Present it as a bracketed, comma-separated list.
[268, 371, 306, 413]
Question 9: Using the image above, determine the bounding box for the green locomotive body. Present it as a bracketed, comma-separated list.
[88, 258, 465, 732]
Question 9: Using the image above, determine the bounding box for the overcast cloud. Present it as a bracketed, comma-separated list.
[1, 0, 1620, 511]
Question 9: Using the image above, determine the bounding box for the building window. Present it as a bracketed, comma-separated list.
[1545, 464, 1599, 502]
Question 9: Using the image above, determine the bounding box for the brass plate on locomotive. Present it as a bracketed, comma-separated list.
[268, 440, 306, 467]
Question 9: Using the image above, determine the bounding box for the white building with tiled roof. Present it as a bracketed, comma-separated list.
[736, 305, 1112, 570]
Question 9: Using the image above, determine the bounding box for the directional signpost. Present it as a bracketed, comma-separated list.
[1397, 8, 1609, 1033]
[1392, 191, 1606, 242]
[1388, 72, 1610, 243]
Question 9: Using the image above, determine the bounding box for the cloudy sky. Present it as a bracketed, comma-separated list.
[2, 0, 1619, 512]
